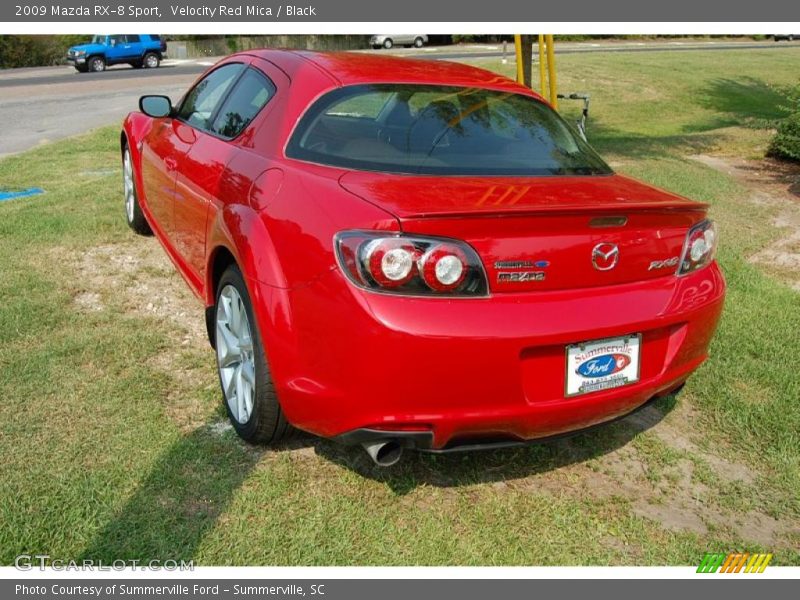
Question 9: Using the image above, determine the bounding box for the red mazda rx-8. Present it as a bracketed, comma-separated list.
[121, 50, 725, 465]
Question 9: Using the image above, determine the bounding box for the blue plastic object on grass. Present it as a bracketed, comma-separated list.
[0, 188, 45, 202]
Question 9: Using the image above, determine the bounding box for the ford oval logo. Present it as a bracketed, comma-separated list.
[576, 353, 631, 378]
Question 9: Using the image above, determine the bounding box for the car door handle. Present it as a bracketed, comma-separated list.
[164, 157, 178, 171]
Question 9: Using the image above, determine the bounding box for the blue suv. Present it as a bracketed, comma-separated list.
[66, 35, 166, 73]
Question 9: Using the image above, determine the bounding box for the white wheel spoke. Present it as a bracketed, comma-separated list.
[224, 369, 237, 400]
[236, 368, 246, 422]
[220, 293, 233, 325]
[242, 379, 253, 418]
[217, 324, 241, 367]
[220, 352, 241, 370]
[241, 360, 255, 386]
[231, 296, 244, 336]
[216, 321, 234, 353]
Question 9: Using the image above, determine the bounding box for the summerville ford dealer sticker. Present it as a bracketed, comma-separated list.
[565, 334, 641, 397]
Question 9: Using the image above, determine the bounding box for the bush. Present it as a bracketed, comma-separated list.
[0, 35, 89, 68]
[768, 113, 800, 161]
[768, 85, 800, 162]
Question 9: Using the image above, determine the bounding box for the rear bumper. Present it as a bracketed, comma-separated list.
[253, 262, 725, 449]
[334, 392, 669, 453]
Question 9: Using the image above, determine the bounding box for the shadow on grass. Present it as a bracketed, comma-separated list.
[590, 128, 726, 160]
[584, 77, 794, 160]
[79, 394, 677, 558]
[316, 394, 679, 495]
[696, 77, 792, 124]
[78, 424, 266, 561]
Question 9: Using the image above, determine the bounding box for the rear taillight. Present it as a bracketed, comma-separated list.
[362, 238, 417, 287]
[418, 245, 468, 291]
[678, 219, 718, 276]
[335, 231, 488, 296]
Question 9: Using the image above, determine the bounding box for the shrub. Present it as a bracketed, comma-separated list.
[768, 113, 800, 162]
[768, 85, 800, 162]
[0, 35, 89, 68]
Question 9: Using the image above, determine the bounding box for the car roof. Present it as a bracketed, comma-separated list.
[242, 49, 543, 98]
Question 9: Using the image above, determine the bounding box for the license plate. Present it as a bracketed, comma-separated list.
[565, 334, 641, 397]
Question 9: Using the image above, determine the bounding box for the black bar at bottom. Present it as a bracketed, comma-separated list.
[3, 579, 793, 600]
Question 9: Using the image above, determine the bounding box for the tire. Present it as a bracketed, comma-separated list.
[383, 38, 393, 49]
[215, 264, 294, 444]
[143, 52, 160, 69]
[122, 146, 152, 236]
[88, 56, 106, 72]
[413, 37, 424, 48]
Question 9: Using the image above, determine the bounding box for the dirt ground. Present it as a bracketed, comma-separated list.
[693, 154, 800, 291]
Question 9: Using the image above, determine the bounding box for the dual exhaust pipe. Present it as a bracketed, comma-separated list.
[361, 439, 404, 467]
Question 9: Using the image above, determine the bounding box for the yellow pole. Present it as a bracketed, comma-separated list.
[537, 34, 547, 100]
[514, 34, 524, 84]
[545, 34, 558, 110]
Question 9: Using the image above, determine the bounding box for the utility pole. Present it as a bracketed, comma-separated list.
[514, 34, 535, 88]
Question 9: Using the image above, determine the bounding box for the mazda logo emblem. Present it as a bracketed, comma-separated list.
[592, 243, 619, 271]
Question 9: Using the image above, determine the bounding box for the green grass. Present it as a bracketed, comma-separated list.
[1, 47, 800, 566]
[480, 49, 800, 159]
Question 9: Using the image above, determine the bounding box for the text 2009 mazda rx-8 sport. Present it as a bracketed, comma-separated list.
[121, 50, 725, 465]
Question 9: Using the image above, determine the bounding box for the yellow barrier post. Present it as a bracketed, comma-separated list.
[545, 34, 558, 110]
[514, 34, 524, 84]
[538, 34, 547, 101]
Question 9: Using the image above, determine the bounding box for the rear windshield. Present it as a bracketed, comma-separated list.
[286, 84, 612, 176]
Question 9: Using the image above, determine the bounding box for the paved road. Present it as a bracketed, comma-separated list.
[383, 38, 800, 61]
[0, 60, 214, 157]
[1, 40, 798, 157]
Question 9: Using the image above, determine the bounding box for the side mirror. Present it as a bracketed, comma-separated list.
[139, 95, 173, 118]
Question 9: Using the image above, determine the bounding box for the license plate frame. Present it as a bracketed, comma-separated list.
[564, 334, 642, 398]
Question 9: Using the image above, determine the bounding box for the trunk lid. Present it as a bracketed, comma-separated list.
[339, 172, 708, 292]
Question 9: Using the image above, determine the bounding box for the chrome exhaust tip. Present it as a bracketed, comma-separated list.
[362, 439, 403, 467]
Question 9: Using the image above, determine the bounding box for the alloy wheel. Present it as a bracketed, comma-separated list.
[216, 284, 256, 424]
[123, 150, 135, 223]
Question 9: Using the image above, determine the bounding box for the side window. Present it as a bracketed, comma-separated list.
[126, 34, 141, 43]
[177, 63, 244, 131]
[109, 35, 124, 47]
[211, 68, 276, 138]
